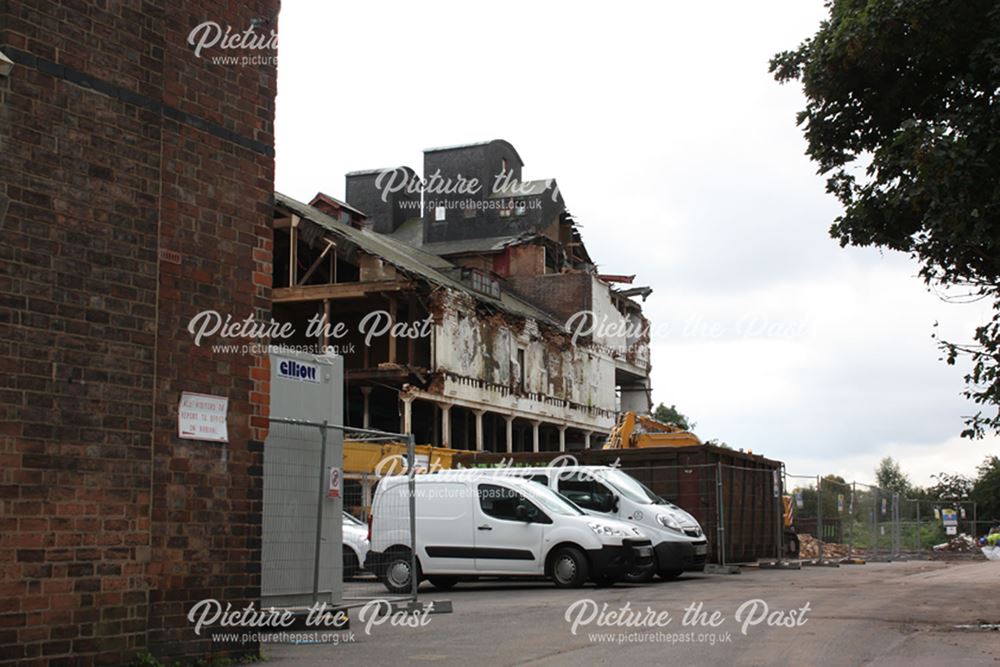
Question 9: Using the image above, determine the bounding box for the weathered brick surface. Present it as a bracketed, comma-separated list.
[506, 273, 592, 325]
[0, 2, 277, 664]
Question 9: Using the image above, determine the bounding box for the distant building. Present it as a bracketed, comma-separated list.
[272, 140, 652, 451]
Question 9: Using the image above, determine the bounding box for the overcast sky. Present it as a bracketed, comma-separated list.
[273, 0, 998, 486]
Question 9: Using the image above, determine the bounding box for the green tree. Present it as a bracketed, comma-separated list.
[971, 455, 1000, 522]
[926, 472, 972, 501]
[704, 438, 732, 450]
[771, 1, 1000, 438]
[794, 474, 848, 521]
[652, 403, 693, 430]
[875, 457, 912, 496]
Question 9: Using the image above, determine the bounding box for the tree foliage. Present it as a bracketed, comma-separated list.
[793, 474, 849, 520]
[925, 472, 972, 501]
[652, 403, 693, 431]
[875, 456, 912, 496]
[704, 438, 732, 450]
[771, 0, 1000, 438]
[970, 455, 1000, 521]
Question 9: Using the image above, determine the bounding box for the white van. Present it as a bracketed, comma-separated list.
[365, 472, 653, 592]
[480, 465, 708, 581]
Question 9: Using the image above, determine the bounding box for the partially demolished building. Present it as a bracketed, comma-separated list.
[271, 139, 651, 452]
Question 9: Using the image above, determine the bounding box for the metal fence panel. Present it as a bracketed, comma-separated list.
[262, 419, 343, 608]
[340, 431, 416, 605]
[262, 419, 416, 611]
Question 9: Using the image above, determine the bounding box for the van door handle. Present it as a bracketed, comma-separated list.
[477, 525, 493, 531]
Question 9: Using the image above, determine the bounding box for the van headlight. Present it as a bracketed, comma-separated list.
[656, 513, 683, 532]
[588, 522, 626, 537]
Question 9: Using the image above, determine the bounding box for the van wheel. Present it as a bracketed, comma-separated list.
[550, 547, 589, 588]
[382, 550, 420, 595]
[427, 576, 458, 590]
[659, 569, 683, 580]
[343, 546, 359, 579]
[623, 563, 656, 583]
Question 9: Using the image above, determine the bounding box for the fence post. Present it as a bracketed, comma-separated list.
[816, 475, 823, 563]
[916, 500, 921, 552]
[407, 433, 417, 601]
[362, 472, 370, 515]
[716, 462, 725, 567]
[312, 420, 329, 605]
[848, 481, 855, 560]
[889, 491, 899, 558]
[774, 467, 782, 561]
[892, 491, 903, 556]
[872, 486, 879, 561]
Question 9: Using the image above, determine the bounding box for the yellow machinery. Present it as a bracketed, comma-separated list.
[602, 411, 702, 449]
[343, 439, 458, 476]
[342, 440, 460, 517]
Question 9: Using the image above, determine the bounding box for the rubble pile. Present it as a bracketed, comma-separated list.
[798, 534, 853, 559]
[932, 534, 978, 553]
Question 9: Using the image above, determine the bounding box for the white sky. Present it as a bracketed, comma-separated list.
[273, 0, 999, 486]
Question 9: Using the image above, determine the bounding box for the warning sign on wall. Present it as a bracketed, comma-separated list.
[328, 467, 341, 498]
[178, 392, 228, 443]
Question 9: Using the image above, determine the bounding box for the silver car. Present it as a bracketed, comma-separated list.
[342, 511, 370, 578]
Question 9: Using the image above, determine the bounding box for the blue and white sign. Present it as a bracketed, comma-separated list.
[277, 358, 319, 383]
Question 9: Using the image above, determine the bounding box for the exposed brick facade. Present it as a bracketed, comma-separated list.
[0, 2, 277, 664]
[505, 273, 593, 326]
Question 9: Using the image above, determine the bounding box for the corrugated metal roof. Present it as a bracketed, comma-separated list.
[275, 192, 564, 328]
[386, 217, 423, 247]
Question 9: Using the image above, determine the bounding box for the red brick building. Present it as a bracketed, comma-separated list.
[0, 2, 278, 664]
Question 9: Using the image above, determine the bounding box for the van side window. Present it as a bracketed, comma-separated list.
[529, 475, 548, 485]
[557, 474, 615, 512]
[478, 484, 550, 523]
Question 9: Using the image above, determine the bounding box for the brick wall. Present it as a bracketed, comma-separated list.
[0, 2, 277, 664]
[506, 273, 592, 326]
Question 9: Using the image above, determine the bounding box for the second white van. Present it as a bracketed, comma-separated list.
[477, 465, 709, 582]
[365, 472, 654, 592]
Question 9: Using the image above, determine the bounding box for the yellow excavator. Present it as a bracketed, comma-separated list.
[602, 411, 702, 449]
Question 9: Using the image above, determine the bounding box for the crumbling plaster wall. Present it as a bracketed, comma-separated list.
[432, 291, 616, 411]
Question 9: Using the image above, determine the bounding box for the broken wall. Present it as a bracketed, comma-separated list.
[432, 291, 617, 414]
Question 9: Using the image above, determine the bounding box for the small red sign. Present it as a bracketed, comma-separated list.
[328, 467, 341, 498]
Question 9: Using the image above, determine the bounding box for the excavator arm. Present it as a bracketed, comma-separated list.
[602, 411, 700, 449]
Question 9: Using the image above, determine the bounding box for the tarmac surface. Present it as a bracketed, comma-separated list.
[265, 560, 999, 666]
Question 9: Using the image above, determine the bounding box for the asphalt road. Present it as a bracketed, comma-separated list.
[265, 560, 999, 666]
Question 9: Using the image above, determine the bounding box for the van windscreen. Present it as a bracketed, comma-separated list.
[600, 469, 664, 505]
[524, 483, 585, 516]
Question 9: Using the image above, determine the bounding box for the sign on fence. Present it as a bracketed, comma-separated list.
[328, 466, 342, 498]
